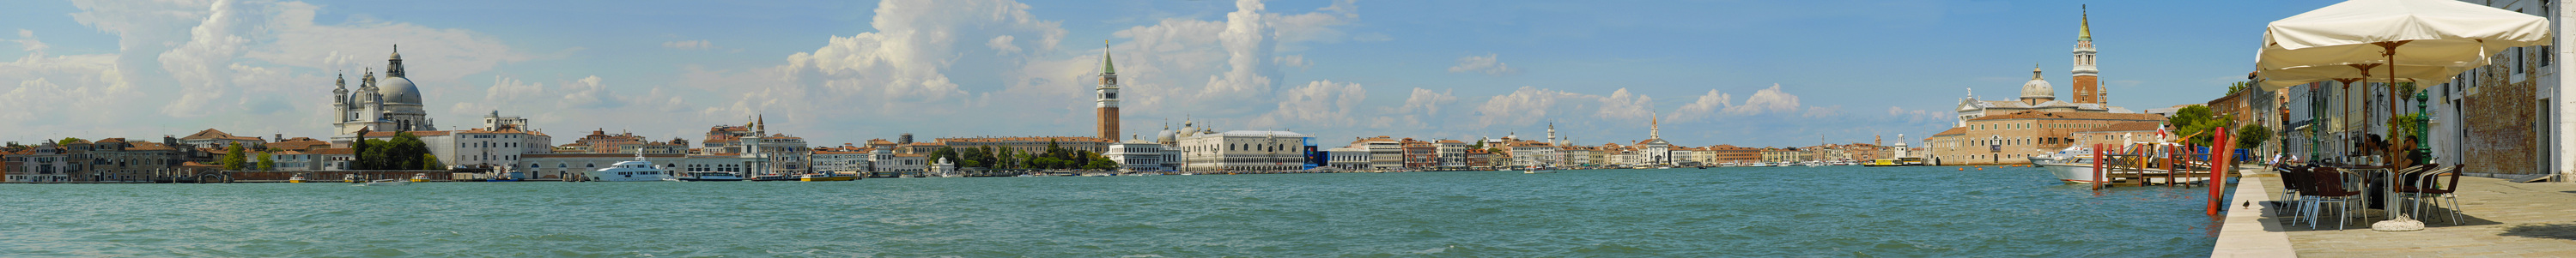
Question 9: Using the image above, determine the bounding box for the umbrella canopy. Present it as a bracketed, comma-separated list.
[2254, 0, 2550, 89]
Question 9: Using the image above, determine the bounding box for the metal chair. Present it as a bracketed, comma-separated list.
[2400, 165, 2464, 225]
[2303, 167, 2364, 230]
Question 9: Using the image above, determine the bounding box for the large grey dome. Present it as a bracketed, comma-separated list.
[379, 76, 423, 104]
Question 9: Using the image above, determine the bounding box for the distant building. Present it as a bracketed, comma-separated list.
[1434, 140, 1467, 168]
[331, 46, 436, 146]
[1177, 129, 1309, 171]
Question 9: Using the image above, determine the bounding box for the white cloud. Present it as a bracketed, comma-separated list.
[663, 39, 714, 51]
[1472, 87, 1589, 127]
[1249, 80, 1365, 129]
[1668, 89, 1734, 123]
[1595, 88, 1654, 122]
[1395, 87, 1456, 116]
[1724, 83, 1801, 116]
[985, 35, 1019, 53]
[1447, 53, 1518, 76]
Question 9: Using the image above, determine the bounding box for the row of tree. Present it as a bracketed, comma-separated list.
[217, 132, 442, 171]
[927, 140, 1116, 170]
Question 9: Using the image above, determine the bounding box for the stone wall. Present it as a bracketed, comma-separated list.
[2463, 68, 2541, 175]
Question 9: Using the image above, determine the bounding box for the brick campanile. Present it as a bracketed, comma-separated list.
[1097, 42, 1121, 140]
[2070, 6, 2104, 105]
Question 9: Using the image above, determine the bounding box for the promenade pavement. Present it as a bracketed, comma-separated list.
[2249, 170, 2576, 257]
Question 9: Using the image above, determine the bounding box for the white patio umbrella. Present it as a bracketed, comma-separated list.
[2252, 0, 2549, 231]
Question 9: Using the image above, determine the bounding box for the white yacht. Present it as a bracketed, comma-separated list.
[586, 154, 673, 182]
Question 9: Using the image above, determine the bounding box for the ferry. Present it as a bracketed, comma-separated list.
[584, 154, 673, 182]
[1863, 159, 1905, 166]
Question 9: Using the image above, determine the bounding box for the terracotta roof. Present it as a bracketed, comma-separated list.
[1932, 127, 1967, 136]
[2080, 122, 2165, 133]
[1967, 111, 2164, 122]
[94, 138, 125, 144]
[307, 148, 355, 155]
[934, 136, 1114, 143]
[125, 141, 177, 151]
[1436, 140, 1464, 143]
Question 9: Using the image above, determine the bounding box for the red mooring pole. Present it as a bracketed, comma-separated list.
[2092, 143, 2105, 191]
[2208, 127, 2232, 216]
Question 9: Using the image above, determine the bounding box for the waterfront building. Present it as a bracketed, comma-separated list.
[1, 148, 22, 182]
[2070, 122, 2162, 147]
[1401, 138, 1435, 168]
[1637, 116, 1675, 165]
[264, 137, 331, 153]
[1703, 145, 1761, 165]
[1176, 129, 1309, 171]
[1925, 111, 2164, 165]
[811, 145, 872, 172]
[1464, 148, 1492, 168]
[331, 46, 437, 146]
[81, 138, 192, 182]
[1352, 136, 1401, 170]
[869, 149, 927, 172]
[1565, 146, 1601, 166]
[934, 136, 1111, 155]
[1435, 140, 1467, 168]
[1106, 139, 1179, 171]
[177, 129, 266, 150]
[12, 141, 74, 182]
[1505, 140, 1558, 167]
[1326, 147, 1369, 170]
[271, 147, 352, 171]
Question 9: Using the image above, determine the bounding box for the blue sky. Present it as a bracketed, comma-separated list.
[0, 0, 2344, 147]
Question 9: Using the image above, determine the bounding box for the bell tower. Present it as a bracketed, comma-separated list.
[2071, 6, 2103, 105]
[1097, 41, 1121, 140]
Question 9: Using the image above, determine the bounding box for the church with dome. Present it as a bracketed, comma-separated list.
[331, 45, 436, 143]
[1950, 9, 2130, 127]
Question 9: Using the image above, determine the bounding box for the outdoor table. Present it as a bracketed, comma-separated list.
[2335, 167, 2400, 222]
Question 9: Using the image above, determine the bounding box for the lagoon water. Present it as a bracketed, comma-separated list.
[0, 166, 2223, 256]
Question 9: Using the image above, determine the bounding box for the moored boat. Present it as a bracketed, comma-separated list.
[410, 173, 429, 183]
[584, 154, 672, 182]
[799, 172, 860, 182]
[671, 171, 745, 182]
[356, 178, 410, 186]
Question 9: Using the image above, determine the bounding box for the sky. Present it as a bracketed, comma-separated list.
[0, 0, 2353, 147]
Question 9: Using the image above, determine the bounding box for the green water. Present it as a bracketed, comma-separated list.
[0, 166, 2223, 256]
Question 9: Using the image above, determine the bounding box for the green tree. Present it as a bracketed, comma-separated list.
[351, 137, 373, 169]
[2165, 105, 2233, 147]
[422, 153, 444, 170]
[57, 137, 85, 146]
[256, 151, 276, 171]
[931, 147, 958, 168]
[221, 142, 246, 171]
[2235, 124, 2274, 151]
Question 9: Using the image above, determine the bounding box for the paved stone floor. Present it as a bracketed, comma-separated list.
[2255, 171, 2576, 257]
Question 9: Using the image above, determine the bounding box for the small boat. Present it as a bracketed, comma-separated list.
[799, 172, 860, 182]
[289, 175, 307, 183]
[410, 173, 430, 183]
[2029, 146, 2204, 184]
[1178, 173, 1194, 176]
[356, 178, 410, 186]
[1522, 166, 1556, 174]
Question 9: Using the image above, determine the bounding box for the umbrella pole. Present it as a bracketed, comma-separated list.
[2376, 40, 2409, 168]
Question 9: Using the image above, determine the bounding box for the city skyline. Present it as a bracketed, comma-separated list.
[0, 0, 2339, 147]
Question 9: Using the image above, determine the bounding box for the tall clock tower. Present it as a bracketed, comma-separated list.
[1097, 42, 1121, 140]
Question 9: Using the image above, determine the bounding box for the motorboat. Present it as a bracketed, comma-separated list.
[2030, 146, 2203, 184]
[670, 171, 745, 182]
[356, 178, 410, 186]
[410, 173, 430, 183]
[584, 154, 672, 182]
[799, 172, 861, 182]
[1522, 166, 1557, 174]
[289, 175, 307, 183]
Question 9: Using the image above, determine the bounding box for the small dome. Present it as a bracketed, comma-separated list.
[2020, 68, 2055, 100]
[379, 76, 423, 104]
[1156, 129, 1176, 142]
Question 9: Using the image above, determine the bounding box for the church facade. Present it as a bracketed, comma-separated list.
[1926, 9, 2160, 165]
[331, 46, 436, 145]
